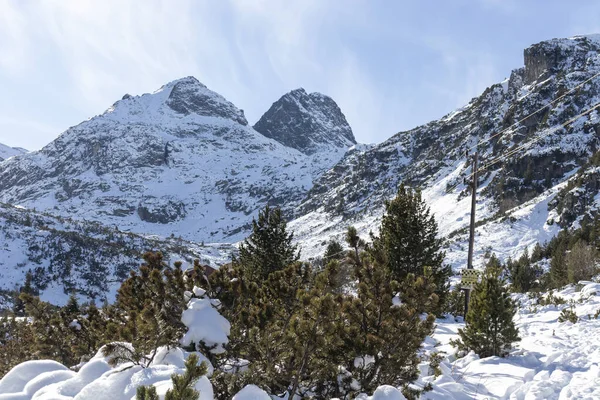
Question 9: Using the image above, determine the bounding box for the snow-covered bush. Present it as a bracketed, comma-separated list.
[180, 287, 231, 355]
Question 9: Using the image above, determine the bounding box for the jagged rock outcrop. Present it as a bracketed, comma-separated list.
[166, 76, 248, 125]
[254, 88, 356, 155]
[523, 35, 600, 84]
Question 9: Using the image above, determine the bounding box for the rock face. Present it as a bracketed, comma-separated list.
[291, 34, 600, 268]
[523, 35, 600, 84]
[253, 88, 356, 155]
[0, 143, 27, 161]
[166, 76, 248, 125]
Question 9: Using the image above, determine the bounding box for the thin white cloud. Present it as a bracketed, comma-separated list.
[32, 0, 205, 110]
[0, 1, 33, 75]
[0, 0, 597, 151]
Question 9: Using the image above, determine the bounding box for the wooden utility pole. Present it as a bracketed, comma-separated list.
[467, 152, 478, 269]
[464, 152, 478, 317]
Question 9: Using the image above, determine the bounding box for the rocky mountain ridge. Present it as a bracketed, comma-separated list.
[292, 34, 600, 267]
[0, 77, 354, 245]
[254, 88, 356, 155]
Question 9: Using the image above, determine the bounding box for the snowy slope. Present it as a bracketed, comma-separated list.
[0, 203, 232, 307]
[0, 143, 27, 161]
[422, 281, 600, 399]
[0, 77, 352, 244]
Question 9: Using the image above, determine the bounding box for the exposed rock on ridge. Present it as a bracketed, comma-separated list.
[165, 76, 248, 125]
[254, 88, 356, 155]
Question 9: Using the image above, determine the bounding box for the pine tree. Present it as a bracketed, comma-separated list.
[103, 252, 188, 366]
[566, 240, 597, 283]
[285, 264, 346, 398]
[550, 242, 568, 288]
[210, 261, 347, 398]
[452, 263, 520, 358]
[13, 270, 37, 317]
[371, 184, 451, 314]
[69, 301, 108, 361]
[165, 354, 208, 400]
[340, 253, 437, 394]
[531, 242, 544, 263]
[505, 250, 539, 293]
[216, 263, 315, 395]
[136, 385, 159, 400]
[238, 205, 299, 280]
[5, 291, 112, 371]
[346, 226, 365, 265]
[0, 315, 34, 376]
[324, 240, 345, 264]
[323, 239, 354, 293]
[64, 292, 80, 316]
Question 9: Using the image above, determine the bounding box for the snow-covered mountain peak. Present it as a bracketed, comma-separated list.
[165, 76, 248, 125]
[253, 87, 356, 155]
[103, 76, 248, 127]
[0, 77, 351, 244]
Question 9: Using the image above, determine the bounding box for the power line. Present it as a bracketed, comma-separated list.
[475, 102, 600, 176]
[390, 71, 600, 197]
[467, 71, 600, 153]
[445, 101, 600, 194]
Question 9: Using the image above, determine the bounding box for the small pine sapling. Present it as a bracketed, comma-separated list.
[451, 264, 520, 358]
[558, 307, 578, 323]
[136, 385, 159, 400]
[165, 354, 208, 400]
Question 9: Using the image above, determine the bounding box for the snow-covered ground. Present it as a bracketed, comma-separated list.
[422, 281, 600, 399]
[2, 281, 599, 399]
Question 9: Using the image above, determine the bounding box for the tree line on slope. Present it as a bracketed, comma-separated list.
[489, 215, 600, 295]
[0, 185, 521, 399]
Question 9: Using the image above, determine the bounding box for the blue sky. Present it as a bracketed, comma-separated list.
[1, 0, 599, 150]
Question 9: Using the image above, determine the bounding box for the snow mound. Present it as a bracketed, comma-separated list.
[0, 360, 69, 394]
[0, 370, 74, 400]
[0, 349, 214, 400]
[370, 385, 406, 400]
[232, 385, 271, 400]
